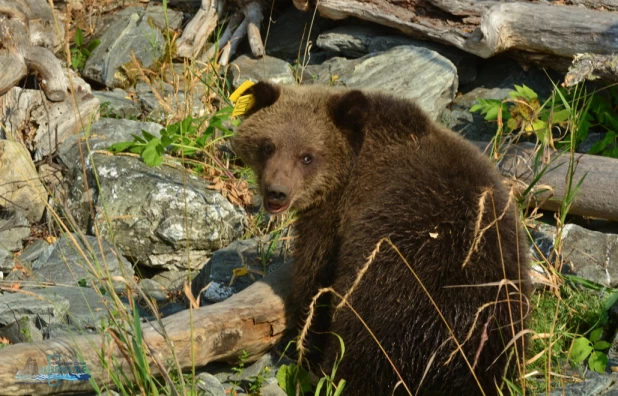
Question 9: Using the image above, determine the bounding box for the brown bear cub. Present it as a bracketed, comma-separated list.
[232, 82, 529, 396]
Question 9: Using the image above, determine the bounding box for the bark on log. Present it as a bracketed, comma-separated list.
[0, 0, 66, 101]
[0, 261, 293, 395]
[564, 53, 618, 87]
[472, 141, 618, 221]
[176, 0, 220, 58]
[306, 0, 618, 61]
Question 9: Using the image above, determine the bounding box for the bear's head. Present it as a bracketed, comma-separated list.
[232, 82, 369, 214]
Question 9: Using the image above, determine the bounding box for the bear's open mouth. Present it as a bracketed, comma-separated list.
[265, 200, 290, 214]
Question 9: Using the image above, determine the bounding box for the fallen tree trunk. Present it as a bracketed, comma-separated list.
[0, 0, 66, 101]
[472, 141, 618, 222]
[0, 261, 293, 395]
[305, 0, 618, 61]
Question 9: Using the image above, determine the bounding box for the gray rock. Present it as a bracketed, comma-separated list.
[369, 35, 478, 85]
[0, 141, 48, 222]
[33, 286, 113, 329]
[0, 247, 13, 273]
[31, 234, 134, 291]
[83, 12, 165, 88]
[316, 25, 388, 58]
[0, 291, 69, 326]
[440, 87, 512, 142]
[230, 55, 296, 89]
[151, 269, 191, 291]
[228, 353, 277, 382]
[547, 372, 615, 396]
[578, 132, 605, 154]
[560, 224, 618, 287]
[0, 318, 43, 343]
[193, 236, 291, 304]
[95, 89, 141, 119]
[0, 210, 30, 253]
[43, 323, 92, 339]
[307, 46, 458, 120]
[58, 118, 164, 174]
[16, 240, 51, 268]
[265, 6, 335, 61]
[159, 302, 185, 317]
[260, 384, 287, 396]
[59, 125, 246, 269]
[196, 372, 226, 396]
[139, 279, 168, 302]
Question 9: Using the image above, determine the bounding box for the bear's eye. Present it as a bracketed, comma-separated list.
[262, 143, 275, 157]
[301, 154, 313, 165]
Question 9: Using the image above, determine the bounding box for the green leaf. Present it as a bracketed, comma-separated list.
[519, 84, 538, 100]
[142, 130, 156, 140]
[590, 327, 604, 343]
[276, 364, 311, 396]
[109, 141, 135, 153]
[131, 133, 147, 144]
[552, 109, 570, 124]
[570, 337, 593, 364]
[87, 39, 101, 52]
[604, 290, 618, 311]
[594, 341, 611, 350]
[74, 28, 84, 47]
[589, 350, 608, 374]
[142, 138, 164, 167]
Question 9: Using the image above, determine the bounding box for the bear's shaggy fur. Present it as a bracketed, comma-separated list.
[232, 82, 530, 396]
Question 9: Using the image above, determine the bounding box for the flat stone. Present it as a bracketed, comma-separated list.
[83, 12, 165, 88]
[307, 45, 458, 120]
[33, 286, 113, 330]
[0, 141, 48, 222]
[316, 24, 389, 58]
[139, 279, 168, 302]
[0, 292, 69, 326]
[196, 372, 226, 396]
[95, 89, 141, 119]
[31, 234, 134, 292]
[230, 55, 296, 89]
[560, 224, 618, 287]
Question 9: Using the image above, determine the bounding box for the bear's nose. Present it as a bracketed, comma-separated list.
[266, 184, 289, 202]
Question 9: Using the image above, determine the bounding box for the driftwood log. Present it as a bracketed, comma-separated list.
[297, 0, 618, 63]
[0, 261, 292, 395]
[177, 0, 265, 64]
[564, 53, 618, 87]
[0, 0, 66, 101]
[473, 141, 618, 222]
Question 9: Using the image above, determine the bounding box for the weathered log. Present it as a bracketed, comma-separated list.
[472, 141, 618, 221]
[304, 0, 618, 61]
[176, 0, 220, 58]
[1, 71, 100, 156]
[244, 1, 265, 58]
[200, 11, 244, 62]
[564, 53, 618, 87]
[0, 261, 293, 395]
[0, 0, 66, 101]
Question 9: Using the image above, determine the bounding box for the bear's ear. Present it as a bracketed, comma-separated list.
[327, 90, 369, 153]
[243, 81, 281, 116]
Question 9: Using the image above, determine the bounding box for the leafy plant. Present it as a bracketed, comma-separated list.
[570, 328, 610, 374]
[470, 83, 618, 158]
[277, 363, 312, 396]
[70, 28, 100, 71]
[108, 107, 238, 167]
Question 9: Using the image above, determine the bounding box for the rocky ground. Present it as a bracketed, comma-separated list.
[1, 1, 618, 395]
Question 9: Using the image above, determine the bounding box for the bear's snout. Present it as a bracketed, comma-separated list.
[264, 184, 291, 214]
